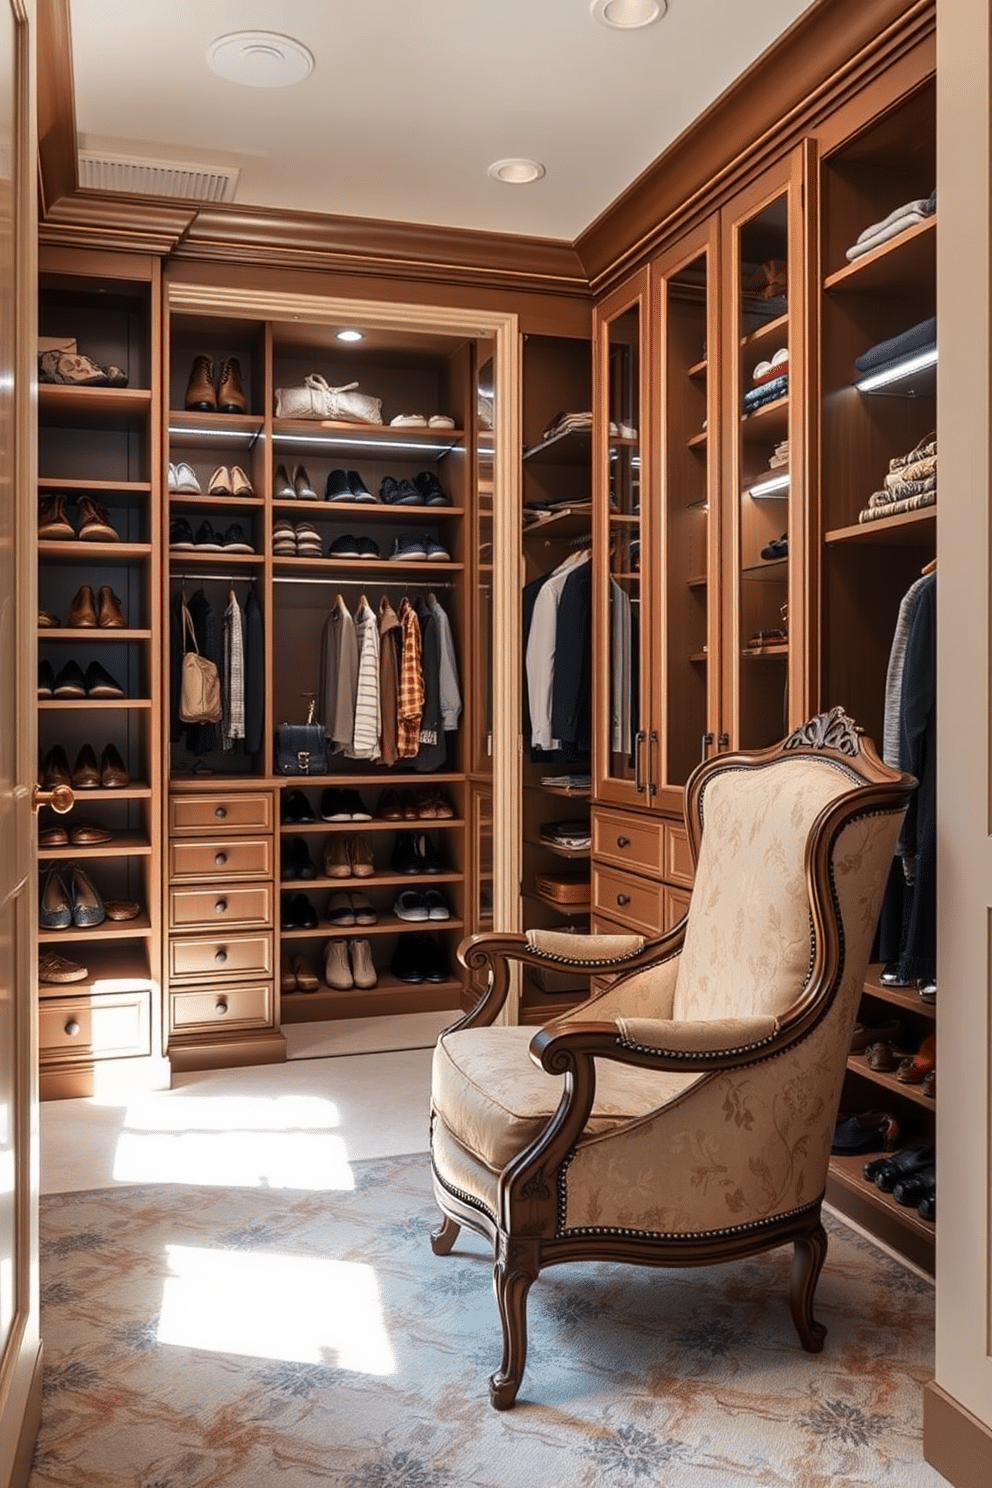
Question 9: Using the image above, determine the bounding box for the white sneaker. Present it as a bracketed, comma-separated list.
[173, 461, 201, 493]
[390, 413, 427, 428]
[427, 414, 455, 429]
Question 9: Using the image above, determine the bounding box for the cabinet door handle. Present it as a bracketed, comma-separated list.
[214, 851, 228, 866]
[617, 893, 631, 906]
[616, 836, 630, 849]
[214, 949, 228, 965]
[215, 899, 228, 914]
[214, 805, 227, 820]
[647, 729, 658, 797]
[634, 730, 647, 794]
[215, 999, 229, 1016]
[64, 1019, 80, 1037]
[701, 732, 714, 762]
[718, 733, 729, 750]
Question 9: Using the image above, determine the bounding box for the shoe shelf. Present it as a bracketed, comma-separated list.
[170, 493, 266, 511]
[740, 398, 788, 442]
[38, 477, 151, 495]
[824, 508, 936, 548]
[38, 831, 152, 860]
[860, 963, 937, 1018]
[686, 429, 708, 451]
[687, 357, 708, 381]
[271, 499, 464, 517]
[826, 1153, 935, 1266]
[39, 628, 153, 642]
[271, 422, 464, 456]
[521, 508, 592, 541]
[169, 551, 265, 569]
[39, 385, 153, 423]
[844, 1055, 936, 1112]
[38, 698, 152, 712]
[272, 557, 464, 576]
[167, 410, 265, 448]
[281, 917, 464, 941]
[278, 816, 464, 834]
[279, 978, 461, 1023]
[39, 912, 153, 944]
[38, 540, 153, 563]
[37, 943, 153, 997]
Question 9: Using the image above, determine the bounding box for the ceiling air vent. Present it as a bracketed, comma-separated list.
[78, 151, 240, 203]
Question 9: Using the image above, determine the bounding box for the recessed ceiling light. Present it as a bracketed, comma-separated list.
[590, 0, 666, 29]
[207, 32, 314, 88]
[487, 158, 546, 185]
[336, 329, 364, 343]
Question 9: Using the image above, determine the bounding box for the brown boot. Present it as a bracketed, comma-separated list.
[97, 585, 127, 628]
[349, 938, 378, 989]
[349, 834, 375, 878]
[324, 938, 353, 990]
[68, 584, 98, 627]
[38, 493, 74, 540]
[76, 496, 119, 542]
[185, 354, 216, 411]
[217, 357, 247, 414]
[323, 835, 352, 879]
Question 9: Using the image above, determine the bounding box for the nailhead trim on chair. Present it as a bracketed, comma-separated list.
[430, 1149, 498, 1227]
[615, 1029, 780, 1059]
[554, 1198, 822, 1244]
[523, 941, 649, 968]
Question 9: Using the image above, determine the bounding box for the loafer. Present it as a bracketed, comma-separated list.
[377, 788, 404, 821]
[40, 866, 73, 929]
[38, 950, 88, 984]
[347, 470, 376, 501]
[325, 892, 356, 927]
[53, 660, 87, 697]
[38, 493, 75, 539]
[892, 1166, 936, 1207]
[207, 466, 232, 495]
[169, 517, 196, 549]
[68, 863, 105, 928]
[41, 745, 72, 789]
[896, 1033, 936, 1084]
[100, 743, 130, 787]
[172, 462, 201, 494]
[220, 523, 254, 553]
[290, 837, 317, 879]
[185, 354, 217, 411]
[324, 469, 353, 502]
[104, 898, 140, 921]
[217, 356, 247, 415]
[76, 496, 119, 542]
[831, 1110, 899, 1156]
[389, 534, 428, 561]
[390, 413, 427, 427]
[293, 464, 318, 500]
[68, 584, 98, 627]
[282, 788, 316, 823]
[68, 820, 113, 845]
[38, 609, 60, 628]
[918, 1190, 936, 1222]
[98, 586, 127, 628]
[38, 659, 55, 697]
[864, 1142, 934, 1190]
[84, 661, 125, 698]
[391, 831, 422, 875]
[70, 744, 101, 789]
[423, 888, 451, 920]
[864, 1039, 899, 1072]
[194, 519, 223, 550]
[230, 465, 254, 496]
[38, 822, 69, 846]
[286, 893, 318, 930]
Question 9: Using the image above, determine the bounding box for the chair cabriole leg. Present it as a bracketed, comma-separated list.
[790, 1216, 828, 1352]
[489, 1237, 538, 1409]
[430, 1213, 461, 1255]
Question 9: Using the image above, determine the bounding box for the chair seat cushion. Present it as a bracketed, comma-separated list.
[432, 1026, 699, 1174]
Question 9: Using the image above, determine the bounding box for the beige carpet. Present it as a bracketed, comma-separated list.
[32, 1154, 946, 1488]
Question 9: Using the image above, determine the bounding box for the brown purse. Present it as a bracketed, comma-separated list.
[179, 597, 223, 724]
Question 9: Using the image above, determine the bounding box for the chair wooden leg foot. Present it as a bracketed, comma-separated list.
[490, 1239, 537, 1410]
[790, 1219, 828, 1352]
[430, 1213, 461, 1255]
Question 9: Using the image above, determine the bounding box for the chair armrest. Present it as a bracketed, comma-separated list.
[531, 1013, 781, 1076]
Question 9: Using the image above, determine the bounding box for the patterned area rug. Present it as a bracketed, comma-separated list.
[34, 1155, 945, 1488]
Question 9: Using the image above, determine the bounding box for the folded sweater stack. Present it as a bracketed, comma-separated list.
[845, 189, 936, 262]
[858, 431, 937, 524]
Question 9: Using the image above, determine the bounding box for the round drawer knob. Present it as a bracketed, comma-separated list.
[214, 806, 227, 820]
[64, 1019, 80, 1037]
[214, 852, 228, 866]
[617, 893, 631, 906]
[215, 1000, 229, 1016]
[214, 949, 228, 965]
[215, 899, 228, 914]
[617, 836, 630, 848]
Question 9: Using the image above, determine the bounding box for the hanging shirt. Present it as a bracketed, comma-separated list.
[349, 595, 382, 760]
[221, 587, 245, 750]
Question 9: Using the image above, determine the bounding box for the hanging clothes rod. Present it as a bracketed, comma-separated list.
[271, 574, 455, 589]
[176, 572, 257, 584]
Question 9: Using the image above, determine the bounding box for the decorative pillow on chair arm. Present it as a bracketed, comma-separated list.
[615, 1014, 780, 1057]
[526, 928, 644, 964]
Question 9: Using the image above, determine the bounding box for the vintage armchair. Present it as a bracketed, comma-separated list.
[429, 709, 915, 1408]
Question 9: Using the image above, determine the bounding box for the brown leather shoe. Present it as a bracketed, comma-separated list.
[217, 356, 246, 414]
[71, 743, 100, 789]
[100, 742, 129, 788]
[76, 496, 119, 542]
[38, 950, 88, 984]
[103, 899, 140, 921]
[98, 586, 127, 628]
[230, 465, 254, 496]
[323, 836, 352, 879]
[40, 744, 72, 790]
[185, 354, 216, 411]
[69, 584, 98, 627]
[69, 819, 113, 845]
[349, 834, 375, 877]
[280, 956, 298, 994]
[38, 494, 74, 540]
[38, 609, 60, 628]
[39, 823, 70, 846]
[291, 954, 320, 992]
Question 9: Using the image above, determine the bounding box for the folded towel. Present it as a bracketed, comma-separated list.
[855, 317, 936, 374]
[846, 209, 929, 261]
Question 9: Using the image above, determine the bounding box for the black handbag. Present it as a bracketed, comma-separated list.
[275, 696, 328, 775]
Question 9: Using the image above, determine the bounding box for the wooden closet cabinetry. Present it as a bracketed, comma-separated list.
[36, 249, 166, 1099]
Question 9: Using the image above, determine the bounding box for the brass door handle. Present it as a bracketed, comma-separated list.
[32, 783, 74, 814]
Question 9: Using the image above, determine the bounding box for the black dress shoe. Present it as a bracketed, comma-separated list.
[390, 934, 424, 983]
[284, 893, 317, 930]
[892, 1166, 936, 1207]
[53, 659, 87, 697]
[419, 931, 451, 982]
[84, 660, 125, 698]
[917, 1190, 936, 1222]
[290, 837, 317, 879]
[282, 789, 315, 823]
[281, 841, 298, 881]
[38, 659, 55, 696]
[320, 788, 351, 821]
[864, 1142, 934, 1191]
[415, 832, 444, 874]
[391, 831, 421, 875]
[325, 469, 352, 501]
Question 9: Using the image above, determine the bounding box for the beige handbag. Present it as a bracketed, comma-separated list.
[274, 375, 383, 425]
[179, 599, 223, 724]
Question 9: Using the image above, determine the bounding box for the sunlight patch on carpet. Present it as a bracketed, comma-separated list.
[158, 1245, 396, 1372]
[112, 1094, 354, 1190]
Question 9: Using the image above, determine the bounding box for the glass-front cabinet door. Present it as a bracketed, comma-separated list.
[721, 148, 808, 751]
[593, 270, 651, 808]
[651, 219, 720, 816]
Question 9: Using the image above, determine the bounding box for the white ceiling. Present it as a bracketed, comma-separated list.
[68, 0, 818, 242]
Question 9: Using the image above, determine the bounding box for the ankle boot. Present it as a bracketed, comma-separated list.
[76, 496, 119, 542]
[217, 357, 247, 414]
[98, 586, 127, 628]
[349, 938, 377, 989]
[38, 493, 74, 540]
[68, 585, 97, 627]
[185, 354, 216, 411]
[324, 937, 353, 990]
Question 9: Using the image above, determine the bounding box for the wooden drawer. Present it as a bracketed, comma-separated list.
[169, 932, 273, 980]
[664, 822, 694, 888]
[170, 792, 274, 835]
[170, 837, 272, 882]
[663, 883, 692, 930]
[170, 981, 273, 1033]
[591, 862, 664, 938]
[39, 991, 151, 1062]
[169, 883, 272, 930]
[593, 808, 665, 877]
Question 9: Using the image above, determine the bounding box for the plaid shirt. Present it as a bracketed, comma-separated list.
[396, 598, 424, 758]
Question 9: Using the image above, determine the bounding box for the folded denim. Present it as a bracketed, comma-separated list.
[742, 374, 788, 413]
[854, 317, 936, 374]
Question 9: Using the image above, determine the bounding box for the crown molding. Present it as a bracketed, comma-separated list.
[575, 0, 935, 293]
